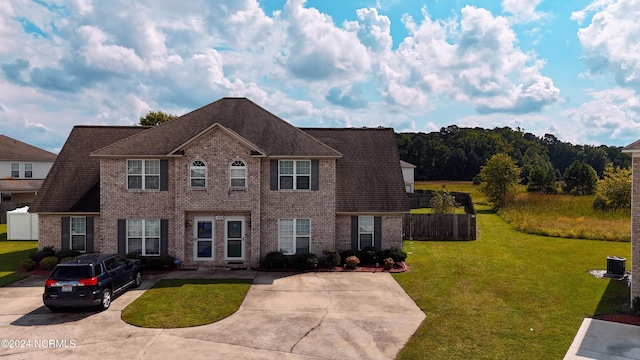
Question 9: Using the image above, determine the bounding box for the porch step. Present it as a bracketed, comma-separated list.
[227, 262, 248, 270]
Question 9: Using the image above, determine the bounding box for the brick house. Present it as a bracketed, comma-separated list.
[622, 141, 640, 301]
[30, 98, 409, 268]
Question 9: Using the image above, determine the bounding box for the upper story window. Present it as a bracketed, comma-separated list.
[10, 163, 19, 178]
[24, 163, 32, 178]
[279, 160, 310, 190]
[127, 160, 160, 190]
[190, 160, 206, 188]
[230, 160, 246, 188]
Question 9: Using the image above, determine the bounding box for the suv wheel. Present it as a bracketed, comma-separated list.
[100, 289, 112, 311]
[132, 272, 142, 288]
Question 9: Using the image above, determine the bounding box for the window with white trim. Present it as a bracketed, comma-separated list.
[230, 160, 246, 188]
[190, 160, 206, 188]
[127, 160, 160, 190]
[279, 160, 310, 190]
[358, 216, 374, 250]
[70, 217, 86, 252]
[126, 219, 160, 256]
[10, 163, 19, 178]
[24, 163, 32, 178]
[278, 218, 310, 254]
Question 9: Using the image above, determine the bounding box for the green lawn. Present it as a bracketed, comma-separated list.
[121, 279, 252, 328]
[0, 224, 38, 286]
[394, 205, 631, 359]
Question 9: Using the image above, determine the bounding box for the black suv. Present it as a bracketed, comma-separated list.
[43, 253, 142, 311]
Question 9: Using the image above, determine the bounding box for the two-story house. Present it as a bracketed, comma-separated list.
[0, 135, 56, 220]
[30, 98, 409, 268]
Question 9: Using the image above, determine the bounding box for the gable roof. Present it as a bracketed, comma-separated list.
[0, 134, 57, 161]
[93, 98, 341, 158]
[29, 126, 148, 213]
[622, 139, 640, 153]
[302, 128, 409, 213]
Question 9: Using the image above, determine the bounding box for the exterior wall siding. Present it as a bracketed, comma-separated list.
[260, 159, 336, 259]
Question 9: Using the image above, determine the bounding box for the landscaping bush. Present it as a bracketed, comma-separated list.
[383, 257, 395, 270]
[39, 256, 59, 271]
[384, 247, 408, 263]
[125, 252, 141, 260]
[144, 255, 176, 271]
[359, 246, 383, 265]
[345, 255, 360, 269]
[632, 296, 640, 317]
[291, 253, 318, 270]
[320, 249, 341, 268]
[60, 257, 74, 263]
[54, 249, 81, 261]
[340, 250, 360, 263]
[261, 251, 288, 269]
[29, 246, 55, 264]
[19, 258, 36, 272]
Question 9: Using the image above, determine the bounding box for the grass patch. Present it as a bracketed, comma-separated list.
[411, 207, 468, 215]
[499, 193, 630, 241]
[0, 236, 38, 287]
[121, 278, 252, 328]
[0, 224, 6, 241]
[394, 205, 631, 360]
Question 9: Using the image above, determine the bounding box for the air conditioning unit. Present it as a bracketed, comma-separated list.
[604, 256, 626, 278]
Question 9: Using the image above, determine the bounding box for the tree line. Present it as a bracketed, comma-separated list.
[396, 126, 631, 182]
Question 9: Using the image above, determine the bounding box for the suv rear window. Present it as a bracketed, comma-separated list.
[50, 265, 92, 280]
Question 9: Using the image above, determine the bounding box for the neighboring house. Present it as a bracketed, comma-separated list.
[30, 98, 409, 268]
[622, 141, 640, 302]
[0, 135, 56, 222]
[400, 160, 416, 193]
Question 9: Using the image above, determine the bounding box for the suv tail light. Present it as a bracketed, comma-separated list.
[78, 277, 98, 286]
[45, 279, 57, 287]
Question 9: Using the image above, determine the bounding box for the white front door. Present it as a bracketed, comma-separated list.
[225, 217, 244, 260]
[194, 218, 214, 260]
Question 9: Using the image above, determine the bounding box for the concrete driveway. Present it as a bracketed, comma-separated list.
[0, 270, 425, 359]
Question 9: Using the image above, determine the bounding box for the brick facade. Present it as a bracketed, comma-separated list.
[632, 157, 640, 300]
[335, 214, 404, 251]
[37, 214, 101, 252]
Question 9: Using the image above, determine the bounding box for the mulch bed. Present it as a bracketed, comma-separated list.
[593, 314, 640, 327]
[256, 262, 409, 273]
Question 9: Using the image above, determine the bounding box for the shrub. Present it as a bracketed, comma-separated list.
[632, 296, 640, 317]
[262, 252, 288, 269]
[384, 247, 408, 263]
[345, 255, 360, 269]
[291, 253, 319, 270]
[29, 246, 55, 264]
[60, 257, 74, 263]
[125, 252, 141, 260]
[19, 258, 36, 272]
[54, 249, 81, 261]
[340, 250, 360, 263]
[383, 257, 395, 270]
[39, 256, 59, 271]
[321, 249, 341, 268]
[145, 255, 176, 271]
[359, 247, 382, 265]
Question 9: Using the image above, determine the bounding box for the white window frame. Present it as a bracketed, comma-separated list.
[24, 163, 33, 178]
[127, 160, 160, 190]
[70, 217, 86, 252]
[126, 219, 161, 256]
[190, 160, 207, 188]
[230, 159, 247, 189]
[278, 218, 311, 255]
[279, 160, 311, 190]
[358, 216, 374, 250]
[10, 163, 19, 178]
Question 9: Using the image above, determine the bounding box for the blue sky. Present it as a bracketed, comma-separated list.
[1, 0, 639, 153]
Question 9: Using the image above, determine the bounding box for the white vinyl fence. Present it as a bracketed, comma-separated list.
[7, 207, 38, 240]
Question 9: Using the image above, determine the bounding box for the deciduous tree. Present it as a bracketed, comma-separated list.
[593, 163, 631, 210]
[139, 110, 176, 126]
[479, 153, 521, 208]
[562, 160, 597, 195]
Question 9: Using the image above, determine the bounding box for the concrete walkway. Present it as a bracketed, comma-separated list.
[0, 270, 425, 359]
[564, 318, 640, 360]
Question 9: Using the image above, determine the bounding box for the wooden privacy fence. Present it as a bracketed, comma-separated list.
[403, 190, 477, 241]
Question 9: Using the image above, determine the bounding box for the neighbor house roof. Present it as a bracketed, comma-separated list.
[302, 128, 409, 213]
[0, 134, 57, 161]
[93, 98, 341, 158]
[29, 126, 148, 213]
[0, 179, 44, 193]
[622, 140, 640, 153]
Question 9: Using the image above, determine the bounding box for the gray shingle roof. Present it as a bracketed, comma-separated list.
[622, 139, 640, 152]
[29, 126, 148, 213]
[0, 179, 44, 192]
[93, 98, 341, 158]
[302, 128, 409, 213]
[0, 134, 57, 161]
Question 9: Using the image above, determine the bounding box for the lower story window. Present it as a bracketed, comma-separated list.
[358, 215, 374, 250]
[70, 217, 86, 252]
[127, 219, 160, 256]
[278, 218, 310, 254]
